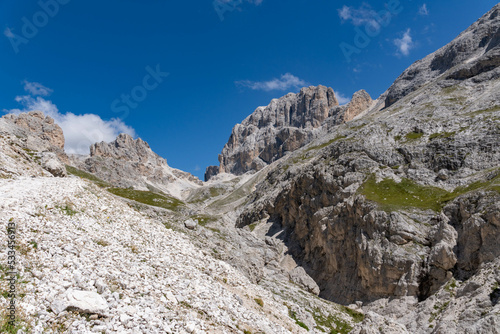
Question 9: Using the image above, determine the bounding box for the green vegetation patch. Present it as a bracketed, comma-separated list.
[0, 312, 30, 334]
[441, 85, 460, 95]
[449, 170, 500, 196]
[254, 298, 264, 307]
[188, 187, 226, 204]
[56, 204, 78, 216]
[360, 175, 449, 211]
[405, 131, 424, 141]
[465, 105, 500, 116]
[339, 306, 364, 323]
[311, 306, 363, 334]
[288, 309, 309, 331]
[429, 301, 450, 323]
[66, 165, 110, 188]
[108, 188, 184, 211]
[360, 170, 500, 212]
[191, 214, 217, 226]
[209, 187, 225, 197]
[429, 131, 456, 140]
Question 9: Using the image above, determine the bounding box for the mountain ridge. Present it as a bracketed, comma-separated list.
[0, 4, 499, 333]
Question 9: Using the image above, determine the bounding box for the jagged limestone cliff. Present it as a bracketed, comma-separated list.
[1, 4, 499, 334]
[70, 133, 202, 199]
[228, 4, 500, 333]
[205, 86, 373, 180]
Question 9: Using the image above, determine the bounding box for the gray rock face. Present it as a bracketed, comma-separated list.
[5, 111, 66, 154]
[227, 4, 500, 332]
[0, 111, 68, 178]
[289, 266, 320, 295]
[384, 3, 500, 108]
[204, 165, 219, 182]
[1, 111, 67, 161]
[337, 90, 373, 123]
[209, 86, 372, 178]
[71, 133, 201, 198]
[219, 85, 338, 176]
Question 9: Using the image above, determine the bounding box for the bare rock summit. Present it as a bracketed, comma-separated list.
[73, 133, 201, 199]
[206, 86, 372, 180]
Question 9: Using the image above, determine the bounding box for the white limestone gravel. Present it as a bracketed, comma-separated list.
[0, 176, 306, 333]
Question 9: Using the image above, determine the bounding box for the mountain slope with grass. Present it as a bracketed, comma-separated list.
[227, 4, 500, 333]
[1, 4, 499, 334]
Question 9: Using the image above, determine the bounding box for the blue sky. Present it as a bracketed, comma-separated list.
[1, 0, 498, 179]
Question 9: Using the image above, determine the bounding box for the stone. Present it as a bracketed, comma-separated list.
[184, 219, 197, 230]
[41, 152, 67, 177]
[0, 111, 69, 178]
[50, 299, 69, 315]
[65, 289, 109, 315]
[94, 280, 108, 294]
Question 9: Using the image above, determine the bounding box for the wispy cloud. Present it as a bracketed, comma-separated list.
[418, 4, 429, 16]
[394, 29, 413, 56]
[335, 91, 351, 105]
[3, 85, 135, 155]
[338, 4, 381, 30]
[23, 80, 53, 96]
[236, 73, 308, 91]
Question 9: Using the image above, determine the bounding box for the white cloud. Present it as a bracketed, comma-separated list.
[418, 4, 429, 16]
[59, 113, 135, 155]
[3, 93, 135, 155]
[337, 4, 381, 30]
[23, 80, 53, 96]
[335, 91, 351, 105]
[394, 29, 413, 56]
[236, 73, 308, 91]
[9, 95, 59, 117]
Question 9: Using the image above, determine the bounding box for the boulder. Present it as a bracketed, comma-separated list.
[51, 289, 108, 315]
[41, 152, 67, 177]
[184, 219, 197, 230]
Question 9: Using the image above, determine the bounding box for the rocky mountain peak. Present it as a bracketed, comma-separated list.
[90, 133, 157, 164]
[4, 110, 65, 151]
[384, 3, 500, 108]
[76, 134, 201, 198]
[339, 89, 373, 123]
[0, 111, 68, 178]
[241, 85, 338, 131]
[205, 86, 372, 180]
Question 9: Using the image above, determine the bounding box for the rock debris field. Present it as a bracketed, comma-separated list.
[0, 176, 306, 333]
